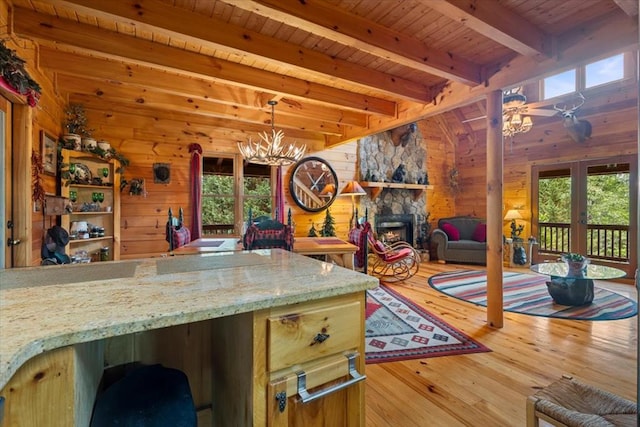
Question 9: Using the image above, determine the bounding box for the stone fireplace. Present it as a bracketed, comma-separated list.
[357, 124, 428, 248]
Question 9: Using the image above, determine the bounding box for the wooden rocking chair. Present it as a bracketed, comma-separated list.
[367, 233, 421, 283]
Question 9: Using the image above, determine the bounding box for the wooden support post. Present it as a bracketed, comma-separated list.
[486, 90, 504, 328]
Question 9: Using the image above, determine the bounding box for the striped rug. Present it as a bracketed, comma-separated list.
[428, 270, 637, 321]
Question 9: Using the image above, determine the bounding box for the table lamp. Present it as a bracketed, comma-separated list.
[340, 181, 366, 229]
[504, 209, 524, 240]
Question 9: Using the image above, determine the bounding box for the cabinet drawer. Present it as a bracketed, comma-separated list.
[268, 301, 362, 372]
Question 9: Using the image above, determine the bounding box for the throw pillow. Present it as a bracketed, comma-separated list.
[441, 222, 460, 241]
[471, 223, 487, 242]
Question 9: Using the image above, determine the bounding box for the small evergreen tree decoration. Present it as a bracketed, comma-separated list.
[321, 209, 336, 237]
[64, 103, 93, 137]
[308, 223, 318, 237]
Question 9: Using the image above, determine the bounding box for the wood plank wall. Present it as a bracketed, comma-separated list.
[1, 20, 66, 265]
[80, 105, 362, 259]
[452, 81, 638, 240]
[4, 22, 637, 263]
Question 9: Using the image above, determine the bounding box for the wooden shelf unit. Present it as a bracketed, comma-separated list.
[60, 149, 121, 261]
[360, 181, 433, 200]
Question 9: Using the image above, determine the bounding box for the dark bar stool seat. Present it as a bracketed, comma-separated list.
[91, 364, 197, 427]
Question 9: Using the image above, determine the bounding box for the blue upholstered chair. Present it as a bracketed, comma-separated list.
[90, 364, 196, 427]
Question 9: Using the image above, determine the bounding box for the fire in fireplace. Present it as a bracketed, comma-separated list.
[375, 214, 414, 246]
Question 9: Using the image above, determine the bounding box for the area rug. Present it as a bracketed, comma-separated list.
[428, 270, 637, 321]
[365, 285, 491, 364]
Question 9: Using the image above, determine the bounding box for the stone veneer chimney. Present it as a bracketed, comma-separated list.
[357, 125, 428, 246]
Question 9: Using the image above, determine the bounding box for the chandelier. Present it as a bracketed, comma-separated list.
[237, 100, 306, 166]
[502, 92, 533, 137]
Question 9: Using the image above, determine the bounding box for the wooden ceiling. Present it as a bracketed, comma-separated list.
[8, 0, 639, 148]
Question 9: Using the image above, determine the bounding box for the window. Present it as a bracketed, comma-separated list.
[542, 52, 629, 100]
[201, 156, 272, 235]
[585, 53, 624, 88]
[243, 164, 272, 220]
[543, 69, 576, 99]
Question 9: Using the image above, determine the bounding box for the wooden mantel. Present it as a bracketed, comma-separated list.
[360, 181, 434, 200]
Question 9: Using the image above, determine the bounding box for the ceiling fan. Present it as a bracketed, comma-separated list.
[462, 88, 558, 129]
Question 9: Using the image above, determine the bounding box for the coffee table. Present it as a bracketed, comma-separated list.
[530, 262, 626, 306]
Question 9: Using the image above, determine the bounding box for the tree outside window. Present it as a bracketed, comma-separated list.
[202, 156, 272, 235]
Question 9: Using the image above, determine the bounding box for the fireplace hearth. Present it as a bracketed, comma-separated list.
[375, 214, 414, 246]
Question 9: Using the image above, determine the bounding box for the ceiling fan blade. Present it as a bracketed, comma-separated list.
[461, 115, 486, 123]
[525, 108, 558, 117]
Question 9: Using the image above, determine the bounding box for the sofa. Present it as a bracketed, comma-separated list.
[431, 216, 487, 264]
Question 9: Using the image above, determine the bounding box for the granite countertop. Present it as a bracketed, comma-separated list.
[0, 250, 379, 390]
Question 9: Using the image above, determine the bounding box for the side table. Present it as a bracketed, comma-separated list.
[504, 240, 537, 267]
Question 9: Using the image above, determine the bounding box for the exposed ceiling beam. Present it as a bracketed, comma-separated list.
[428, 0, 552, 57]
[79, 99, 328, 147]
[326, 12, 638, 145]
[41, 49, 368, 128]
[14, 7, 397, 118]
[52, 0, 434, 103]
[225, 0, 482, 86]
[57, 74, 347, 136]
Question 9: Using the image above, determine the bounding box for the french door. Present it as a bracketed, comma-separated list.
[1, 96, 8, 269]
[532, 155, 637, 277]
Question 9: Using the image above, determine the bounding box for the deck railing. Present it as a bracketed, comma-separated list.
[203, 224, 235, 235]
[538, 222, 629, 262]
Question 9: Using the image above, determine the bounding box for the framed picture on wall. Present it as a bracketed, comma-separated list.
[41, 131, 57, 176]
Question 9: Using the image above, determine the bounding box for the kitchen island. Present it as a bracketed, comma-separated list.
[0, 250, 379, 426]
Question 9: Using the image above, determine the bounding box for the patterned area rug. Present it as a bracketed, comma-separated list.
[428, 270, 637, 321]
[365, 285, 491, 364]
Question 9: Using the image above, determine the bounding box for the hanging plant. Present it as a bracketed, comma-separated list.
[0, 41, 41, 107]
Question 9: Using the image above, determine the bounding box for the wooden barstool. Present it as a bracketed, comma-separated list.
[526, 375, 637, 426]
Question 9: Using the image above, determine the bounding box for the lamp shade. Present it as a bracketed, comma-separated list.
[339, 181, 366, 196]
[504, 209, 523, 221]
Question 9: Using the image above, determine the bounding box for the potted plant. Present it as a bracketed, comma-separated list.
[63, 103, 93, 151]
[561, 253, 589, 275]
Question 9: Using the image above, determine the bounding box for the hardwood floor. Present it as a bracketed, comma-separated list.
[364, 261, 637, 426]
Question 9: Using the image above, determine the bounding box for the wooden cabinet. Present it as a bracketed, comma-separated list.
[1, 293, 366, 427]
[212, 293, 367, 426]
[60, 149, 121, 261]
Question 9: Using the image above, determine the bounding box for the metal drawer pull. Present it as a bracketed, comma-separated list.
[313, 333, 330, 343]
[296, 353, 365, 403]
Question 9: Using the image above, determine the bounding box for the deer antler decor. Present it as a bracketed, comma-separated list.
[553, 93, 592, 143]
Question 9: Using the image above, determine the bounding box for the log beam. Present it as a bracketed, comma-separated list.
[486, 90, 504, 328]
